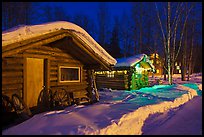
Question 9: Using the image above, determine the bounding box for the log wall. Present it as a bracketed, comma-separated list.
[96, 71, 130, 90]
[2, 56, 24, 98]
[2, 44, 89, 101]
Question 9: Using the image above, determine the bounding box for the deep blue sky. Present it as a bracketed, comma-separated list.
[36, 2, 133, 28]
[40, 2, 132, 18]
[3, 2, 202, 47]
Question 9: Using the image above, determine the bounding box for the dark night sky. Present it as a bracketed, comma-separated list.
[33, 2, 202, 45]
[34, 2, 133, 28]
[3, 2, 202, 46]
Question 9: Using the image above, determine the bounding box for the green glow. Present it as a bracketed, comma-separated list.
[131, 68, 149, 90]
[130, 84, 188, 100]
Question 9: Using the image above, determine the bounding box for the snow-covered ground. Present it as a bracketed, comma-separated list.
[2, 73, 202, 135]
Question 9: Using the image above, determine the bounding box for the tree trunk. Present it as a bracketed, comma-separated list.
[163, 57, 167, 80]
[187, 23, 194, 81]
[139, 3, 143, 54]
[181, 26, 187, 81]
[167, 2, 172, 85]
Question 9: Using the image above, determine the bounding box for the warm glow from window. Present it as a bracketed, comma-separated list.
[107, 71, 114, 78]
[59, 66, 80, 82]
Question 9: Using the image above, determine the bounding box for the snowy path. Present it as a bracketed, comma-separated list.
[2, 81, 202, 135]
[142, 96, 202, 135]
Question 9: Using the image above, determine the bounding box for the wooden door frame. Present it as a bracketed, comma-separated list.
[23, 57, 50, 107]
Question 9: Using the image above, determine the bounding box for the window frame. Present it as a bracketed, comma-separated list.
[58, 66, 81, 83]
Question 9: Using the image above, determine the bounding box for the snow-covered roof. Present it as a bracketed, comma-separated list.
[2, 21, 117, 66]
[115, 54, 148, 67]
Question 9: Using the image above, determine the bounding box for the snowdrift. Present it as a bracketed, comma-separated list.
[84, 84, 199, 135]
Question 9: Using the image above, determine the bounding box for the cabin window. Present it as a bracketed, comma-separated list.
[107, 71, 114, 78]
[59, 66, 80, 82]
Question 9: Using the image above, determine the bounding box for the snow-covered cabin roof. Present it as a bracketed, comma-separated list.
[115, 54, 155, 70]
[115, 54, 147, 67]
[2, 21, 117, 66]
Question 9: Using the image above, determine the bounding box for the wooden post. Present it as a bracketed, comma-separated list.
[87, 69, 94, 103]
[23, 57, 27, 104]
[92, 70, 99, 101]
[44, 58, 50, 110]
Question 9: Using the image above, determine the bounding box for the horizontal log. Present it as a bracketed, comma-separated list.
[50, 71, 58, 75]
[2, 90, 23, 98]
[36, 44, 63, 52]
[96, 79, 125, 82]
[22, 53, 53, 59]
[50, 81, 88, 86]
[50, 84, 88, 92]
[6, 53, 24, 58]
[51, 58, 82, 65]
[24, 48, 74, 59]
[96, 83, 126, 87]
[50, 77, 58, 81]
[2, 64, 23, 71]
[50, 66, 58, 71]
[2, 71, 23, 77]
[50, 69, 58, 73]
[73, 90, 88, 98]
[2, 77, 23, 85]
[2, 57, 24, 65]
[50, 75, 87, 82]
[2, 83, 23, 91]
[50, 73, 58, 78]
[96, 75, 125, 78]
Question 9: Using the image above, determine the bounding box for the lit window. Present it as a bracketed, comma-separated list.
[107, 71, 114, 78]
[156, 69, 160, 73]
[59, 66, 80, 82]
[176, 66, 180, 70]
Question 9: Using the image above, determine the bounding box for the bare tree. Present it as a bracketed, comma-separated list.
[53, 6, 70, 21]
[131, 2, 145, 54]
[72, 13, 96, 39]
[187, 22, 195, 80]
[109, 16, 122, 58]
[97, 2, 110, 49]
[2, 2, 32, 31]
[155, 2, 194, 84]
[120, 11, 132, 58]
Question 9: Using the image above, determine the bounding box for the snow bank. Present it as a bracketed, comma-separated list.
[198, 84, 202, 90]
[2, 73, 201, 135]
[2, 21, 116, 65]
[85, 84, 198, 135]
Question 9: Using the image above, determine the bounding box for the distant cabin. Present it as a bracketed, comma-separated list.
[2, 21, 116, 111]
[149, 53, 163, 76]
[149, 53, 181, 75]
[95, 54, 155, 90]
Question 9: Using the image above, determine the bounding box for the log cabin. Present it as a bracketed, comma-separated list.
[149, 53, 163, 76]
[2, 21, 116, 112]
[95, 54, 155, 90]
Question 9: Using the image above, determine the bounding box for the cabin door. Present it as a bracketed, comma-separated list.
[25, 58, 44, 108]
